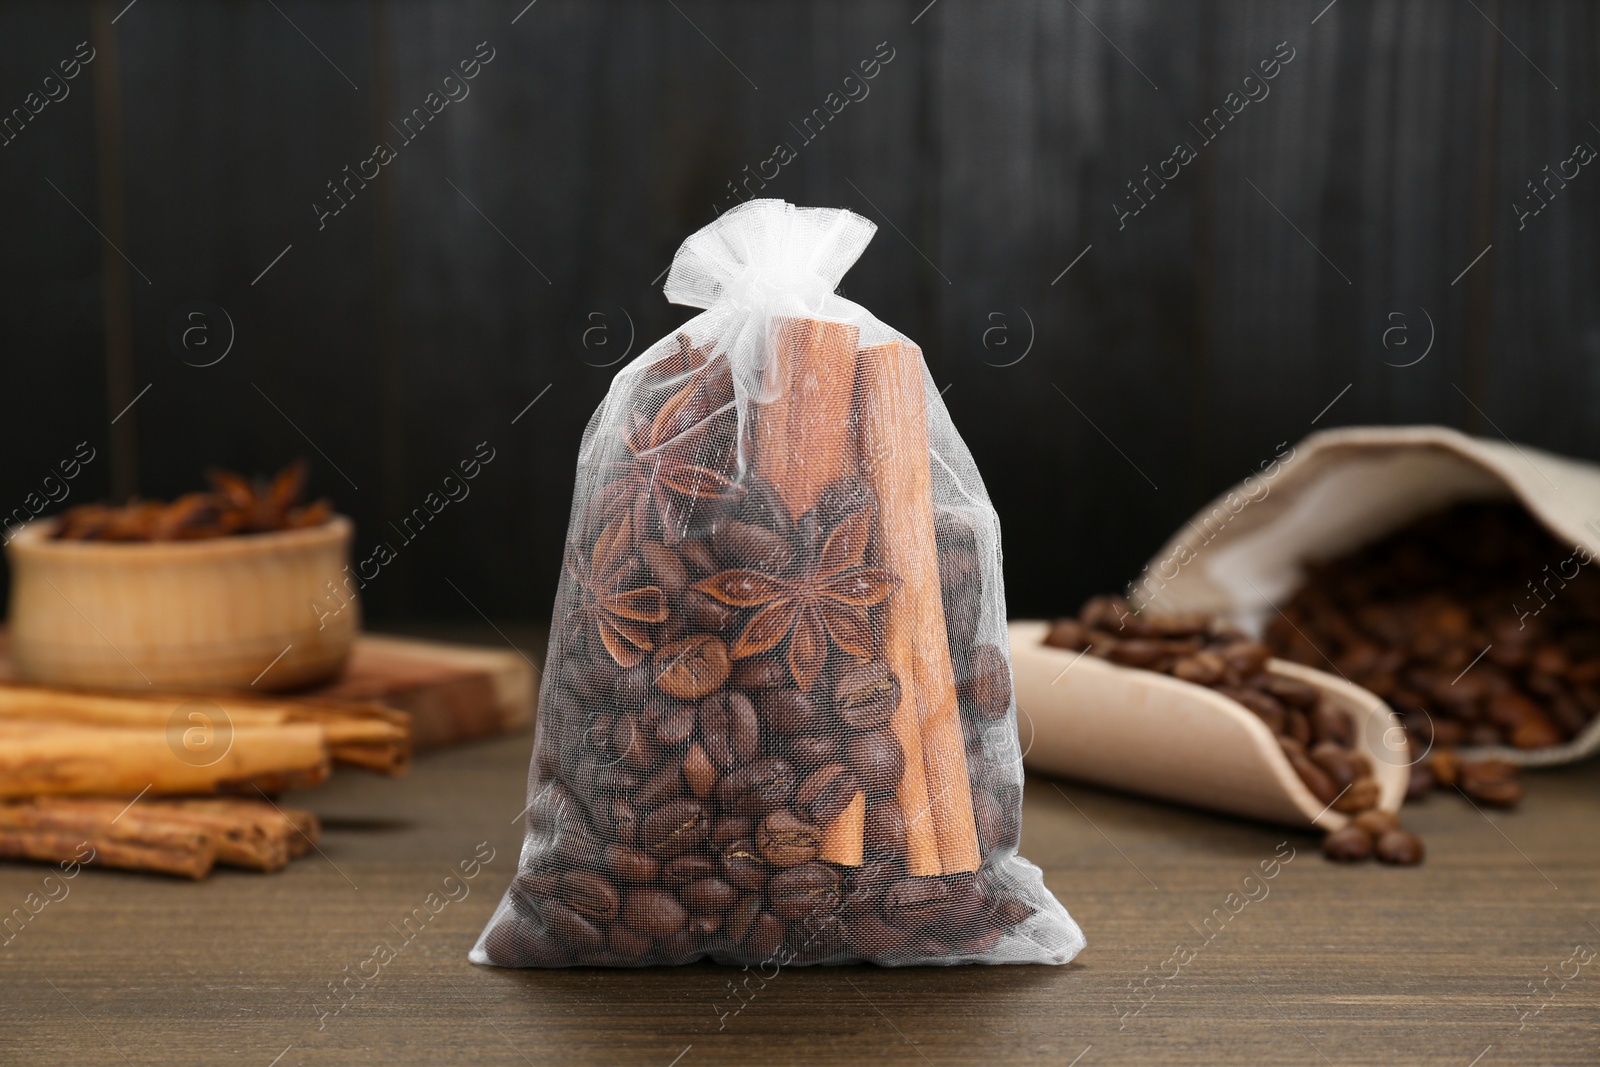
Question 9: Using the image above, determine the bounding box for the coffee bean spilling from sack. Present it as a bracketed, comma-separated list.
[1045, 596, 1425, 865]
[1264, 502, 1599, 759]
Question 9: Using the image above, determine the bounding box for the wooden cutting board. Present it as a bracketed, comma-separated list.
[0, 631, 537, 752]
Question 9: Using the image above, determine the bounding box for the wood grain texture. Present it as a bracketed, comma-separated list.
[0, 683, 1595, 1065]
[1, 0, 1598, 626]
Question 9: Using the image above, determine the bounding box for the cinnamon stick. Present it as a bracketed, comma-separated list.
[0, 796, 321, 877]
[818, 790, 865, 866]
[0, 803, 216, 879]
[0, 722, 330, 798]
[755, 317, 862, 521]
[0, 685, 411, 776]
[856, 340, 950, 876]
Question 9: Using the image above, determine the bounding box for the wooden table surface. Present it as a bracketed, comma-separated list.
[3, 652, 1598, 1065]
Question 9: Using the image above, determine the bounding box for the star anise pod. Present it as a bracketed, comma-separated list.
[565, 511, 668, 668]
[692, 508, 898, 690]
[53, 459, 331, 541]
[594, 334, 743, 542]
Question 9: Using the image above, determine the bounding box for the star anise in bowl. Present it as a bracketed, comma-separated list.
[53, 460, 333, 541]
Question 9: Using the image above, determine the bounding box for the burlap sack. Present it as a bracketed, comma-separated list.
[1133, 425, 1600, 765]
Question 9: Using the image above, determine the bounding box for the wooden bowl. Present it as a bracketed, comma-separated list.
[5, 516, 359, 692]
[1008, 620, 1408, 831]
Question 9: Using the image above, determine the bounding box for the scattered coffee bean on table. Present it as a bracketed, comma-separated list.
[1046, 596, 1425, 866]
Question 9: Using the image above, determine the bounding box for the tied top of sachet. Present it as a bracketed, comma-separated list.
[664, 200, 876, 318]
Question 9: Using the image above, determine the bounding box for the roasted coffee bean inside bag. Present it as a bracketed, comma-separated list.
[472, 202, 1082, 968]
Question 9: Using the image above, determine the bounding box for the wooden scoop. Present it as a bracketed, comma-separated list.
[1008, 620, 1409, 832]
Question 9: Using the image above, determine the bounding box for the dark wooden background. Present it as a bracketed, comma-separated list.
[2, 0, 1597, 627]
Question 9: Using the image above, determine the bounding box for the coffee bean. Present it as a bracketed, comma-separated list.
[714, 519, 793, 572]
[759, 689, 824, 735]
[816, 475, 875, 529]
[756, 811, 821, 867]
[744, 911, 787, 959]
[1332, 776, 1381, 814]
[785, 734, 840, 767]
[715, 757, 798, 816]
[724, 896, 762, 943]
[845, 729, 905, 794]
[682, 591, 736, 632]
[795, 763, 860, 827]
[1310, 702, 1354, 747]
[638, 798, 709, 855]
[1061, 596, 1441, 869]
[544, 901, 605, 951]
[973, 788, 1004, 854]
[557, 870, 620, 921]
[943, 585, 981, 654]
[720, 839, 769, 891]
[620, 889, 687, 937]
[768, 862, 842, 920]
[675, 537, 718, 578]
[655, 927, 705, 965]
[650, 700, 697, 747]
[1429, 750, 1461, 787]
[1220, 640, 1271, 676]
[654, 635, 731, 700]
[835, 660, 901, 730]
[864, 799, 907, 858]
[592, 764, 641, 795]
[681, 877, 739, 914]
[848, 915, 915, 958]
[603, 844, 659, 884]
[843, 858, 899, 910]
[640, 540, 688, 597]
[1321, 825, 1373, 861]
[660, 854, 717, 886]
[1406, 762, 1436, 800]
[636, 765, 688, 809]
[934, 874, 991, 936]
[1106, 638, 1166, 668]
[698, 690, 761, 773]
[688, 914, 722, 938]
[615, 664, 653, 707]
[710, 816, 751, 847]
[1172, 651, 1227, 686]
[882, 877, 948, 929]
[730, 655, 788, 690]
[1374, 829, 1425, 865]
[1308, 742, 1356, 791]
[683, 742, 717, 798]
[1265, 503, 1600, 760]
[1287, 752, 1339, 805]
[610, 715, 655, 772]
[959, 644, 1011, 721]
[1352, 809, 1400, 837]
[1043, 617, 1092, 652]
[1458, 759, 1523, 807]
[606, 923, 653, 960]
[595, 796, 640, 845]
[1262, 674, 1319, 710]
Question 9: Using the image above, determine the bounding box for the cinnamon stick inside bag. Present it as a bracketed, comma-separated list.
[818, 790, 866, 866]
[756, 317, 862, 521]
[857, 340, 981, 875]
